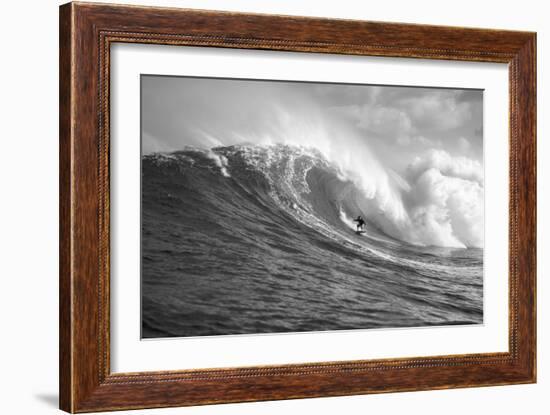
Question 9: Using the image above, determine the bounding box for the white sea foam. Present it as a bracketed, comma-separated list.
[205, 150, 231, 177]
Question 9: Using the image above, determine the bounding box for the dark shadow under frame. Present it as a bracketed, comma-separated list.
[59, 2, 536, 413]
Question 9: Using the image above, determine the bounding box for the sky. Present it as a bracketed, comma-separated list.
[141, 75, 483, 176]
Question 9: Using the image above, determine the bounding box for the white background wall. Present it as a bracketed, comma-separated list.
[0, 0, 546, 414]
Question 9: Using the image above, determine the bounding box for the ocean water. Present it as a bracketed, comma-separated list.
[141, 144, 483, 338]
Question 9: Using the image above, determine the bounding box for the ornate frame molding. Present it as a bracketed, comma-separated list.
[60, 2, 536, 412]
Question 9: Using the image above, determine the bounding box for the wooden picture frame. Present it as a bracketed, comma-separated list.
[59, 2, 536, 412]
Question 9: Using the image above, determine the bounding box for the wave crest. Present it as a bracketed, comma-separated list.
[147, 143, 483, 249]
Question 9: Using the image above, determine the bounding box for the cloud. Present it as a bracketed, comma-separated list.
[397, 135, 437, 147]
[357, 106, 412, 136]
[398, 91, 473, 131]
[330, 88, 478, 152]
[458, 136, 471, 153]
[331, 104, 413, 143]
[407, 149, 483, 184]
[402, 150, 484, 248]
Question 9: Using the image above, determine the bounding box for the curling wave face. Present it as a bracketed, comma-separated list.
[141, 144, 483, 338]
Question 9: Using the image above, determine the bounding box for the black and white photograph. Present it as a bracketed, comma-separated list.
[141, 75, 484, 339]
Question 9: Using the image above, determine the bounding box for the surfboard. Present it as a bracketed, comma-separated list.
[355, 230, 366, 235]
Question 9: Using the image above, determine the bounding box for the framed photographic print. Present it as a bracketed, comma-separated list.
[59, 2, 536, 413]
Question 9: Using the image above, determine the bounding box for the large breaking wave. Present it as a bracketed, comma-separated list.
[145, 143, 483, 250]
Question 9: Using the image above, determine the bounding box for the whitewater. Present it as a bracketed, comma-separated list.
[141, 143, 483, 338]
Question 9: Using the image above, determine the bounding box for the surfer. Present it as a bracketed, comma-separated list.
[354, 215, 365, 232]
